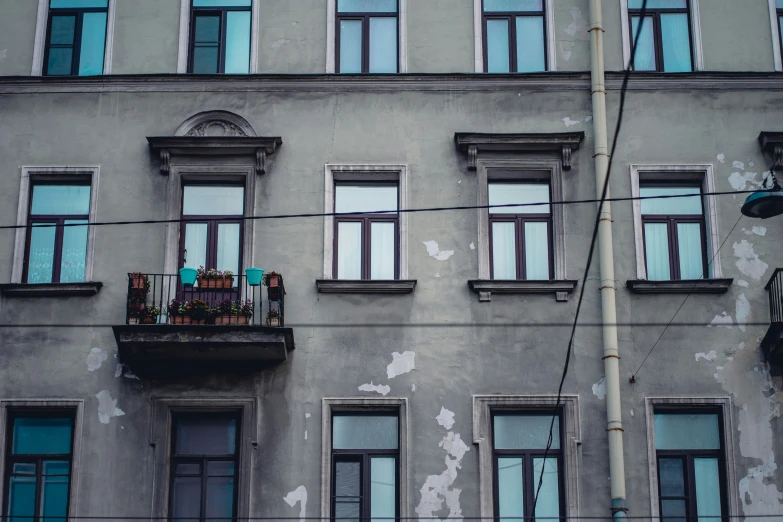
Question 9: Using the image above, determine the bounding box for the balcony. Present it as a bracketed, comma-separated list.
[762, 269, 783, 376]
[111, 272, 294, 377]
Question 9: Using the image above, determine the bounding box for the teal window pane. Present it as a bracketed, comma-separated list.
[486, 19, 510, 72]
[50, 16, 76, 45]
[216, 223, 240, 281]
[661, 499, 687, 522]
[8, 476, 36, 522]
[497, 458, 524, 522]
[338, 0, 397, 13]
[335, 185, 397, 214]
[51, 0, 108, 7]
[339, 20, 363, 73]
[694, 458, 722, 522]
[489, 183, 550, 214]
[780, 17, 783, 59]
[494, 414, 559, 449]
[524, 222, 549, 280]
[193, 15, 220, 73]
[631, 16, 656, 71]
[41, 464, 70, 522]
[183, 186, 244, 215]
[778, 0, 783, 8]
[192, 46, 219, 74]
[629, 0, 686, 8]
[533, 458, 560, 520]
[644, 223, 671, 281]
[654, 413, 720, 450]
[370, 222, 395, 280]
[333, 415, 398, 449]
[658, 459, 685, 496]
[661, 13, 692, 72]
[184, 223, 208, 270]
[13, 418, 73, 455]
[484, 0, 542, 11]
[334, 461, 361, 520]
[175, 417, 237, 455]
[171, 477, 202, 522]
[369, 17, 397, 73]
[60, 219, 88, 283]
[337, 222, 362, 279]
[193, 0, 251, 6]
[225, 11, 250, 74]
[47, 48, 74, 75]
[31, 185, 91, 215]
[205, 477, 235, 522]
[370, 457, 396, 521]
[640, 186, 702, 215]
[492, 222, 517, 279]
[677, 223, 704, 279]
[28, 224, 57, 284]
[78, 12, 106, 75]
[516, 16, 545, 72]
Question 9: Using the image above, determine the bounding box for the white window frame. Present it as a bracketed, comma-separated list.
[620, 0, 704, 71]
[770, 0, 783, 72]
[0, 399, 85, 522]
[31, 0, 117, 76]
[645, 397, 739, 521]
[12, 166, 101, 284]
[472, 0, 557, 73]
[325, 0, 408, 73]
[176, 0, 261, 74]
[322, 164, 409, 280]
[472, 395, 581, 522]
[320, 397, 409, 522]
[630, 164, 722, 280]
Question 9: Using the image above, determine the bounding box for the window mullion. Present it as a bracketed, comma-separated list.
[518, 218, 526, 280]
[363, 15, 370, 73]
[363, 217, 370, 280]
[219, 10, 227, 74]
[52, 218, 66, 283]
[72, 11, 84, 76]
[509, 16, 517, 73]
[201, 457, 208, 522]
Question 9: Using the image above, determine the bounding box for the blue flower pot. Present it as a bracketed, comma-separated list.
[245, 268, 264, 287]
[179, 267, 198, 287]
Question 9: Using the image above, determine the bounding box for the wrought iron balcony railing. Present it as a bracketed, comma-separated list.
[762, 268, 783, 376]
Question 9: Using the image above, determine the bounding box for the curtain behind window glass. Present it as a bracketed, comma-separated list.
[486, 19, 510, 72]
[524, 222, 549, 280]
[171, 476, 201, 522]
[60, 219, 88, 283]
[533, 458, 560, 520]
[489, 183, 550, 214]
[694, 458, 722, 521]
[32, 185, 91, 215]
[644, 223, 671, 280]
[217, 223, 240, 282]
[193, 0, 251, 6]
[369, 17, 397, 73]
[339, 20, 363, 73]
[631, 16, 656, 71]
[333, 415, 398, 449]
[175, 417, 236, 455]
[497, 457, 524, 522]
[370, 222, 395, 279]
[654, 413, 720, 450]
[492, 222, 516, 279]
[28, 224, 56, 284]
[184, 223, 208, 270]
[660, 13, 691, 72]
[225, 11, 251, 74]
[336, 185, 398, 213]
[516, 16, 545, 72]
[494, 415, 560, 449]
[205, 474, 235, 522]
[50, 0, 108, 7]
[334, 461, 361, 520]
[484, 0, 542, 11]
[370, 457, 396, 522]
[676, 223, 704, 279]
[78, 12, 106, 75]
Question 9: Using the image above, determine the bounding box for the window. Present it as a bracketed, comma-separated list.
[169, 413, 239, 522]
[492, 412, 564, 522]
[331, 413, 399, 521]
[628, 0, 692, 72]
[776, 0, 783, 68]
[180, 185, 244, 285]
[336, 0, 398, 73]
[482, 0, 547, 73]
[653, 410, 727, 522]
[24, 183, 91, 284]
[489, 181, 552, 280]
[189, 0, 251, 74]
[334, 183, 399, 280]
[3, 413, 75, 522]
[640, 184, 707, 281]
[43, 0, 108, 76]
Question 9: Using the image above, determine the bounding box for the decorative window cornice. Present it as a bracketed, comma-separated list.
[454, 132, 585, 170]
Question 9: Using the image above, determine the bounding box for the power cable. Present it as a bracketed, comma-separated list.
[0, 322, 773, 329]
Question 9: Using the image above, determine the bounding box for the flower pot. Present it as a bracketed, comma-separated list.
[128, 318, 140, 325]
[180, 267, 198, 287]
[142, 317, 156, 324]
[267, 317, 280, 327]
[223, 276, 234, 288]
[169, 315, 191, 325]
[267, 274, 280, 287]
[218, 315, 249, 325]
[131, 275, 147, 289]
[191, 319, 206, 325]
[245, 268, 264, 286]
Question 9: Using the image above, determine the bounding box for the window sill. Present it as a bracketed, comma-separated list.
[315, 280, 417, 294]
[0, 282, 103, 297]
[467, 279, 578, 302]
[626, 279, 733, 294]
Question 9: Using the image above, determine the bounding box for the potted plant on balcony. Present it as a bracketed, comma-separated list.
[238, 300, 253, 324]
[127, 273, 151, 321]
[265, 271, 283, 300]
[140, 306, 160, 324]
[266, 308, 281, 327]
[189, 299, 209, 324]
[130, 272, 149, 290]
[197, 267, 234, 289]
[168, 299, 190, 324]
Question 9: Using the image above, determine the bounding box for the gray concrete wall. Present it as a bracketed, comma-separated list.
[112, 0, 181, 74]
[0, 0, 38, 76]
[257, 0, 328, 73]
[700, 0, 778, 71]
[0, 77, 781, 519]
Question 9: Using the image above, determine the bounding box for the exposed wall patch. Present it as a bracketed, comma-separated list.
[86, 347, 108, 371]
[695, 350, 717, 362]
[708, 312, 733, 328]
[387, 351, 416, 379]
[563, 117, 580, 127]
[95, 390, 125, 424]
[751, 226, 767, 237]
[423, 240, 454, 261]
[283, 486, 307, 522]
[733, 240, 768, 281]
[358, 382, 391, 396]
[717, 153, 725, 163]
[592, 376, 606, 400]
[735, 294, 750, 333]
[436, 407, 455, 430]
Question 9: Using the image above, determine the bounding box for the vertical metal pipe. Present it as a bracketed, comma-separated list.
[588, 0, 628, 518]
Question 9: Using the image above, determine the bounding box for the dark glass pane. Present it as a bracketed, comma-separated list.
[486, 19, 510, 73]
[333, 415, 398, 449]
[335, 461, 361, 497]
[51, 0, 108, 7]
[43, 461, 70, 476]
[49, 16, 76, 45]
[174, 416, 237, 455]
[61, 219, 88, 283]
[31, 185, 91, 215]
[193, 46, 219, 73]
[629, 0, 687, 8]
[12, 463, 36, 475]
[334, 500, 360, 522]
[339, 20, 362, 73]
[205, 477, 235, 522]
[207, 461, 235, 477]
[658, 458, 685, 496]
[28, 223, 57, 284]
[661, 499, 687, 522]
[175, 463, 201, 475]
[7, 476, 36, 522]
[47, 47, 74, 76]
[78, 12, 107, 76]
[216, 223, 240, 281]
[171, 477, 201, 522]
[194, 0, 251, 6]
[338, 0, 397, 13]
[660, 13, 692, 72]
[13, 418, 73, 455]
[484, 0, 542, 11]
[195, 15, 220, 43]
[516, 16, 545, 72]
[493, 414, 559, 449]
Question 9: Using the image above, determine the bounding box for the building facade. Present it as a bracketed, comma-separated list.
[0, 1, 782, 521]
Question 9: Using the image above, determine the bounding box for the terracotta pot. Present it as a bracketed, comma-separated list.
[197, 276, 219, 288]
[218, 315, 249, 325]
[131, 275, 147, 289]
[267, 275, 280, 287]
[224, 276, 234, 287]
[169, 315, 191, 325]
[192, 319, 206, 325]
[128, 318, 140, 325]
[142, 317, 156, 324]
[268, 317, 280, 327]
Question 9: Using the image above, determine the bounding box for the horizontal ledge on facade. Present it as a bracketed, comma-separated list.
[315, 279, 417, 294]
[146, 136, 282, 155]
[625, 279, 734, 294]
[0, 282, 103, 297]
[467, 279, 578, 302]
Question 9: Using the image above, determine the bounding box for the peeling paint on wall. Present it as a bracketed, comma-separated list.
[95, 390, 125, 424]
[708, 312, 733, 328]
[737, 280, 749, 288]
[717, 153, 725, 163]
[423, 241, 454, 261]
[387, 351, 416, 379]
[283, 486, 307, 522]
[86, 347, 108, 371]
[469, 242, 475, 250]
[733, 161, 745, 170]
[735, 294, 750, 333]
[733, 240, 769, 281]
[751, 226, 767, 237]
[592, 377, 606, 400]
[695, 350, 717, 362]
[728, 171, 761, 192]
[436, 407, 455, 430]
[563, 8, 589, 39]
[559, 41, 575, 61]
[563, 117, 580, 127]
[358, 382, 390, 396]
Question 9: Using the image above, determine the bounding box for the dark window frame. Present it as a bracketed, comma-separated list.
[188, 1, 252, 74]
[653, 407, 729, 522]
[23, 180, 91, 284]
[628, 1, 693, 72]
[777, 4, 783, 61]
[640, 181, 708, 281]
[169, 411, 241, 522]
[332, 182, 400, 280]
[491, 409, 566, 522]
[330, 411, 400, 522]
[43, 2, 108, 76]
[488, 179, 553, 281]
[335, 0, 399, 74]
[481, 0, 548, 73]
[2, 410, 76, 522]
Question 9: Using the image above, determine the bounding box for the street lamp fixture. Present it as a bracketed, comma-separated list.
[741, 132, 783, 219]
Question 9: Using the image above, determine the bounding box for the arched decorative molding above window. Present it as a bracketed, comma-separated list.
[174, 111, 257, 138]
